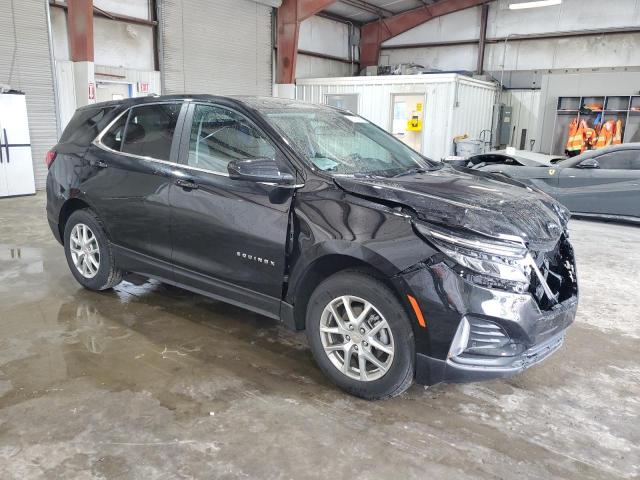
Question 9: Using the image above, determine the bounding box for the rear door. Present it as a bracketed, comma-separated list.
[88, 101, 186, 277]
[557, 149, 640, 217]
[168, 102, 296, 318]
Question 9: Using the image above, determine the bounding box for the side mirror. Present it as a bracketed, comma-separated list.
[577, 158, 599, 169]
[227, 158, 294, 185]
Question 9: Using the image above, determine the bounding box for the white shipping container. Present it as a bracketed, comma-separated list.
[296, 74, 497, 161]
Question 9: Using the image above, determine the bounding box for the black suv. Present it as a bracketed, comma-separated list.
[46, 95, 578, 399]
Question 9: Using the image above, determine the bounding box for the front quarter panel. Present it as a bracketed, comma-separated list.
[286, 179, 437, 342]
[288, 179, 435, 290]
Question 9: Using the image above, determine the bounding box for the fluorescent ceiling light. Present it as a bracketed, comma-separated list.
[509, 0, 562, 9]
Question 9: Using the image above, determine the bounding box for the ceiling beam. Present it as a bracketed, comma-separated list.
[476, 2, 489, 74]
[360, 0, 493, 68]
[276, 0, 338, 84]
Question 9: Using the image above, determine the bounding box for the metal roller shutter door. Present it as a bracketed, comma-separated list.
[0, 2, 58, 190]
[159, 0, 274, 96]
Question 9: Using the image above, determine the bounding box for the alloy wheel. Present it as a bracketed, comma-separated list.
[319, 295, 395, 381]
[69, 223, 100, 279]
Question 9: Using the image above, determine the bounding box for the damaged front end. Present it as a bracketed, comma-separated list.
[334, 169, 578, 385]
[399, 219, 578, 386]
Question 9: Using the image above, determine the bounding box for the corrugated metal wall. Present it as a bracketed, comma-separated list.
[159, 0, 273, 96]
[503, 89, 542, 150]
[450, 79, 497, 147]
[296, 54, 356, 80]
[0, 1, 58, 190]
[296, 75, 496, 161]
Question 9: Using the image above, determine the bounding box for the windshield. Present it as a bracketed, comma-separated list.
[264, 108, 438, 177]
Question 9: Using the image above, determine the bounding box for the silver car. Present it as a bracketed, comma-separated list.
[466, 149, 565, 168]
[468, 144, 640, 223]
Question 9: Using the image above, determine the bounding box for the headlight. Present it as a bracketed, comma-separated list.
[415, 222, 531, 291]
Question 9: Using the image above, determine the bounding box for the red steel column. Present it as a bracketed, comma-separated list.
[276, 0, 337, 84]
[67, 0, 94, 62]
[360, 0, 492, 69]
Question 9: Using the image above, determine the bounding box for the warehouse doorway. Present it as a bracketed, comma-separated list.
[390, 93, 425, 152]
[96, 81, 132, 103]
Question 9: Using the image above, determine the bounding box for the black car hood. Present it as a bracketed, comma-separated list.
[334, 167, 569, 249]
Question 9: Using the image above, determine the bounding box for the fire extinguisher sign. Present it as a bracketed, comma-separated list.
[88, 82, 96, 101]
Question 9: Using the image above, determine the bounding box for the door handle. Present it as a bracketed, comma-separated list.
[3, 129, 8, 163]
[175, 178, 199, 190]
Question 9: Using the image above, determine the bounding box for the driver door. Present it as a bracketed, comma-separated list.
[556, 149, 640, 216]
[169, 102, 297, 318]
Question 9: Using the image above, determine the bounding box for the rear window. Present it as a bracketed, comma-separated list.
[59, 106, 117, 146]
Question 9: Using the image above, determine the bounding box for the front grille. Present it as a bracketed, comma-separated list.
[528, 234, 577, 310]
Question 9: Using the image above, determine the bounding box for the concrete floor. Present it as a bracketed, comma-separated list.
[0, 193, 638, 479]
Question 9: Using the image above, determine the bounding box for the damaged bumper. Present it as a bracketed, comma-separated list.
[398, 261, 578, 386]
[433, 329, 566, 383]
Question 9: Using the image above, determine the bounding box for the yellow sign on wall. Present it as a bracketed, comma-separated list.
[407, 118, 423, 132]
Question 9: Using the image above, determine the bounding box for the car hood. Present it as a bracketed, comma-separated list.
[334, 166, 569, 249]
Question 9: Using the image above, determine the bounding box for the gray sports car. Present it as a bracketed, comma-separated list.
[466, 144, 640, 223]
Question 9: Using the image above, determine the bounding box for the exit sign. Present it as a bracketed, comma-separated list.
[138, 82, 149, 94]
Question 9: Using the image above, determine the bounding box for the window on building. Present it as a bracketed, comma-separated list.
[325, 94, 359, 114]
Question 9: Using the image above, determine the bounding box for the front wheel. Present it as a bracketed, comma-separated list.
[306, 271, 415, 400]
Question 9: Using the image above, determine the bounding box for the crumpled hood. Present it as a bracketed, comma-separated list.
[334, 166, 569, 249]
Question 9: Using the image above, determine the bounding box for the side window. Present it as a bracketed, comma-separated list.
[101, 114, 127, 151]
[187, 104, 276, 173]
[121, 103, 182, 161]
[594, 151, 638, 170]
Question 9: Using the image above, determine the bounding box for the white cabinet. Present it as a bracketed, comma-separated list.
[0, 93, 36, 197]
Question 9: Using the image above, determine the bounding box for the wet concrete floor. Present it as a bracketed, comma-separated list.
[0, 193, 638, 479]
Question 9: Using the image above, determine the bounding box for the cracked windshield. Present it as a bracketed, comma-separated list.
[266, 109, 439, 178]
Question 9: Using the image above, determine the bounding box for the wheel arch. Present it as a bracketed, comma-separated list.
[58, 197, 106, 244]
[287, 252, 406, 331]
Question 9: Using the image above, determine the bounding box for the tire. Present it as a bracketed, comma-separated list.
[306, 270, 415, 400]
[63, 209, 123, 291]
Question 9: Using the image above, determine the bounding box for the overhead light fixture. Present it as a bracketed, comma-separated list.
[509, 0, 561, 9]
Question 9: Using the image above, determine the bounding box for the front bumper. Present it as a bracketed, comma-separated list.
[416, 330, 566, 385]
[398, 261, 578, 385]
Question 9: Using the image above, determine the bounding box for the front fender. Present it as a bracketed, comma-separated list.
[288, 188, 435, 295]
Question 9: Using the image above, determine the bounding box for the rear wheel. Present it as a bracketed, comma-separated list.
[63, 209, 123, 291]
[306, 271, 415, 400]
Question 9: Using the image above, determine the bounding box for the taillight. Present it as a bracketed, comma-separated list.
[45, 150, 57, 169]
